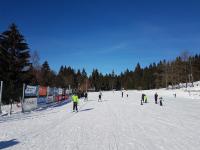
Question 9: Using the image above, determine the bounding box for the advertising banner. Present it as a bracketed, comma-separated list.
[55, 95, 63, 101]
[23, 98, 37, 112]
[54, 88, 59, 96]
[65, 95, 69, 100]
[47, 96, 54, 103]
[39, 86, 47, 96]
[65, 89, 72, 95]
[58, 88, 63, 95]
[25, 85, 38, 97]
[48, 87, 54, 96]
[37, 97, 47, 105]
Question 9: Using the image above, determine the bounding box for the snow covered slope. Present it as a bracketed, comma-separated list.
[0, 90, 200, 150]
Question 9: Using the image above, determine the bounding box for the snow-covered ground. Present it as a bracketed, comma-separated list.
[1, 88, 200, 150]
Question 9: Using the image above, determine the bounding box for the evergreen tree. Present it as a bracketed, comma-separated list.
[41, 61, 55, 86]
[0, 23, 31, 104]
[134, 63, 143, 89]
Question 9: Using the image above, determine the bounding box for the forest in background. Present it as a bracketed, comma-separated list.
[1, 24, 200, 104]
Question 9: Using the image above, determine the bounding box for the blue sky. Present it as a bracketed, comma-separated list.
[1, 0, 200, 75]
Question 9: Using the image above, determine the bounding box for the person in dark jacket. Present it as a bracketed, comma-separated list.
[98, 91, 102, 102]
[154, 93, 158, 104]
[84, 92, 88, 101]
[141, 94, 145, 105]
[159, 97, 163, 106]
[141, 94, 145, 103]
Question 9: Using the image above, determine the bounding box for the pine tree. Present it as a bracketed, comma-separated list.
[41, 61, 55, 86]
[0, 23, 31, 104]
[134, 63, 143, 89]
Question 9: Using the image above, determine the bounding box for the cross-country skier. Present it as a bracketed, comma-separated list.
[72, 93, 79, 112]
[141, 94, 145, 103]
[144, 95, 147, 103]
[141, 94, 145, 105]
[84, 92, 88, 101]
[159, 97, 163, 106]
[155, 93, 158, 104]
[122, 91, 123, 98]
[98, 91, 102, 102]
[173, 93, 176, 98]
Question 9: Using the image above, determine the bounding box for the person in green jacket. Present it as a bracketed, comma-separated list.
[72, 93, 79, 112]
[144, 95, 147, 103]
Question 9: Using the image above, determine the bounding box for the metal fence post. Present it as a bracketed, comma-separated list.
[0, 81, 3, 114]
[21, 83, 25, 113]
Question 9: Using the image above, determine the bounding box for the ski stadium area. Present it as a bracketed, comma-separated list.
[0, 83, 200, 150]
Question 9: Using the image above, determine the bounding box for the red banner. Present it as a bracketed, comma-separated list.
[39, 86, 47, 96]
[55, 95, 63, 101]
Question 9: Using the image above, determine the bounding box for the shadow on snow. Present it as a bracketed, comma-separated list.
[80, 108, 94, 112]
[0, 139, 19, 149]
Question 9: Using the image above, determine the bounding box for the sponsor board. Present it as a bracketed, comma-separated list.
[23, 98, 37, 112]
[39, 86, 47, 96]
[58, 88, 63, 95]
[48, 87, 54, 96]
[54, 88, 59, 96]
[37, 97, 47, 105]
[55, 95, 63, 101]
[47, 96, 54, 103]
[65, 89, 72, 94]
[25, 85, 38, 97]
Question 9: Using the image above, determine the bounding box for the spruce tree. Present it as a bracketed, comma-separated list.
[0, 23, 31, 103]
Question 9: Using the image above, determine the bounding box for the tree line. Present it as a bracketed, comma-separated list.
[1, 24, 200, 104]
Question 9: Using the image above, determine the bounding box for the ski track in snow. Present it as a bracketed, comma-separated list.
[1, 90, 200, 150]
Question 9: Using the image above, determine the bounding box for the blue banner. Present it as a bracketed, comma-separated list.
[48, 87, 54, 96]
[25, 85, 38, 97]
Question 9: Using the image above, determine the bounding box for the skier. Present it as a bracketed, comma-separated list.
[141, 94, 145, 103]
[98, 91, 102, 102]
[72, 93, 79, 112]
[122, 91, 123, 98]
[159, 97, 163, 106]
[173, 93, 176, 98]
[84, 92, 88, 101]
[144, 95, 147, 103]
[154, 92, 158, 104]
[141, 94, 145, 105]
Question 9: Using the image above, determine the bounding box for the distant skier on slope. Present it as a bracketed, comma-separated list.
[141, 93, 145, 105]
[72, 93, 79, 112]
[159, 97, 163, 106]
[98, 91, 102, 102]
[154, 92, 158, 104]
[173, 93, 176, 98]
[141, 94, 145, 102]
[84, 92, 88, 101]
[122, 91, 124, 98]
[144, 95, 148, 103]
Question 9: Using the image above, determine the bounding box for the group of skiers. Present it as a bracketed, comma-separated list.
[72, 90, 164, 113]
[141, 92, 163, 106]
[121, 91, 128, 98]
[141, 93, 148, 105]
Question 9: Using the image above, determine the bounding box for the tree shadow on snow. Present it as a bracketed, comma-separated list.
[0, 139, 19, 149]
[35, 100, 71, 112]
[80, 108, 94, 112]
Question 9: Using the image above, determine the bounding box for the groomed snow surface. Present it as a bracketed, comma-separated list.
[1, 89, 200, 150]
